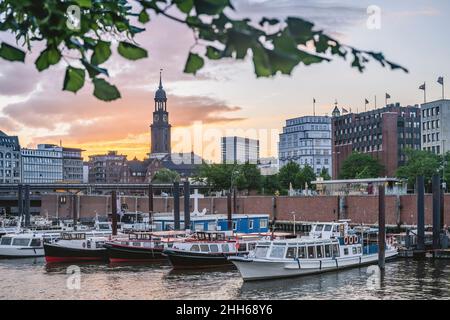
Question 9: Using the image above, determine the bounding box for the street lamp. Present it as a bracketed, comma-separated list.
[291, 211, 296, 236]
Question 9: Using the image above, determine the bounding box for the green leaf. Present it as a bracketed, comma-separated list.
[206, 46, 222, 60]
[0, 42, 25, 62]
[193, 0, 230, 15]
[81, 59, 109, 78]
[75, 0, 92, 8]
[184, 53, 204, 74]
[91, 40, 111, 65]
[63, 66, 85, 93]
[35, 46, 61, 71]
[117, 42, 148, 60]
[93, 78, 121, 101]
[138, 9, 150, 24]
[251, 44, 271, 77]
[174, 0, 194, 14]
[286, 17, 315, 45]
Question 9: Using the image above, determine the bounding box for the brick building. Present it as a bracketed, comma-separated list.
[88, 151, 127, 183]
[332, 103, 421, 178]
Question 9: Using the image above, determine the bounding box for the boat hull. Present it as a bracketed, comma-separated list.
[164, 249, 236, 269]
[230, 249, 398, 281]
[105, 243, 165, 263]
[0, 247, 44, 258]
[44, 243, 107, 263]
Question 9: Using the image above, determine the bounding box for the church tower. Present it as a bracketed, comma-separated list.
[150, 70, 171, 158]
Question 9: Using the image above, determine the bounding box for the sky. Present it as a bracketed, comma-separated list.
[1, 0, 449, 163]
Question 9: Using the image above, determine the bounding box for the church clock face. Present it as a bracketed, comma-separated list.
[154, 114, 159, 122]
[163, 114, 167, 122]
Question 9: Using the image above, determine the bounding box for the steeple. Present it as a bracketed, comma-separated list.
[154, 68, 167, 111]
[159, 68, 163, 89]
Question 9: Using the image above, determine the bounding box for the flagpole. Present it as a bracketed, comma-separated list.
[443, 81, 445, 100]
[424, 82, 427, 103]
[375, 95, 377, 109]
[313, 99, 316, 116]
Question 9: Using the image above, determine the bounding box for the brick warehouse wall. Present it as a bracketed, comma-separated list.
[40, 193, 450, 226]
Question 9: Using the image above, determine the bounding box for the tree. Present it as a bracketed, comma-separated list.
[152, 168, 180, 183]
[0, 0, 407, 101]
[396, 148, 442, 189]
[278, 161, 301, 189]
[339, 152, 384, 179]
[261, 174, 280, 195]
[319, 167, 331, 180]
[296, 165, 316, 190]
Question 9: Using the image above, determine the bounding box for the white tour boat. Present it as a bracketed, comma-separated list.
[229, 221, 398, 281]
[0, 232, 59, 258]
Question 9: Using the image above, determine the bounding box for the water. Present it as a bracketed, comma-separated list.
[0, 258, 449, 300]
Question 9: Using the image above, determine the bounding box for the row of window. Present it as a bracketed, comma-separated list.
[423, 146, 441, 154]
[286, 117, 330, 126]
[280, 149, 330, 157]
[284, 125, 330, 133]
[423, 133, 440, 143]
[422, 119, 440, 131]
[422, 106, 440, 118]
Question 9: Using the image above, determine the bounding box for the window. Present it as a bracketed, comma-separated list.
[286, 247, 296, 259]
[324, 244, 332, 258]
[200, 245, 209, 252]
[269, 245, 286, 258]
[30, 239, 41, 247]
[254, 246, 269, 258]
[260, 219, 268, 229]
[238, 243, 247, 252]
[298, 247, 306, 259]
[248, 243, 256, 251]
[232, 221, 237, 230]
[352, 247, 357, 255]
[316, 245, 323, 258]
[307, 246, 316, 259]
[324, 225, 332, 232]
[12, 238, 30, 246]
[190, 245, 200, 252]
[210, 244, 219, 253]
[0, 237, 12, 245]
[344, 248, 349, 255]
[248, 220, 254, 230]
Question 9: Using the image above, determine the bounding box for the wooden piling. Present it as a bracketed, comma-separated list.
[173, 182, 180, 230]
[227, 192, 232, 231]
[432, 175, 441, 249]
[416, 176, 425, 251]
[378, 186, 385, 270]
[111, 191, 118, 236]
[184, 181, 190, 230]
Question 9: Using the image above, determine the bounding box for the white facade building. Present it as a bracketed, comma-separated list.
[279, 116, 332, 175]
[221, 136, 260, 164]
[0, 131, 21, 184]
[21, 144, 63, 183]
[421, 99, 450, 155]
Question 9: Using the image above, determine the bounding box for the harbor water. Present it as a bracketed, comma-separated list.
[0, 258, 449, 299]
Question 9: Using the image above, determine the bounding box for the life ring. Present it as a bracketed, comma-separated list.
[348, 236, 354, 245]
[344, 236, 349, 245]
[82, 242, 86, 248]
[353, 235, 358, 244]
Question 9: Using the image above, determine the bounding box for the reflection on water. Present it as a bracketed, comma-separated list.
[0, 258, 449, 300]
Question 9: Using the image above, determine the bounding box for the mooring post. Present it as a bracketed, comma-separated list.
[417, 176, 425, 251]
[432, 175, 441, 249]
[233, 187, 237, 214]
[148, 184, 153, 229]
[378, 185, 386, 270]
[111, 191, 118, 236]
[173, 182, 180, 230]
[17, 184, 23, 219]
[24, 185, 30, 227]
[184, 180, 190, 231]
[227, 192, 232, 231]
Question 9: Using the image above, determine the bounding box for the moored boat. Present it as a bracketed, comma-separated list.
[105, 231, 186, 263]
[163, 231, 264, 269]
[44, 232, 109, 263]
[0, 232, 59, 258]
[229, 221, 398, 281]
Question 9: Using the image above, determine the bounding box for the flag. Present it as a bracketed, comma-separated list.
[342, 108, 348, 113]
[385, 93, 391, 99]
[365, 99, 369, 104]
[438, 76, 444, 85]
[419, 83, 426, 90]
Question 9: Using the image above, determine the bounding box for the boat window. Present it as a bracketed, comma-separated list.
[190, 245, 200, 252]
[210, 244, 219, 253]
[12, 238, 30, 246]
[307, 246, 316, 259]
[315, 224, 324, 231]
[269, 246, 285, 258]
[332, 225, 338, 232]
[96, 242, 104, 249]
[200, 244, 209, 252]
[133, 242, 141, 247]
[352, 247, 357, 255]
[316, 245, 323, 258]
[0, 237, 12, 245]
[143, 242, 152, 248]
[324, 244, 331, 258]
[297, 246, 306, 258]
[324, 225, 332, 232]
[221, 244, 229, 252]
[332, 244, 340, 257]
[344, 248, 349, 255]
[357, 247, 362, 254]
[286, 247, 296, 259]
[254, 246, 269, 258]
[248, 243, 256, 251]
[30, 239, 41, 247]
[238, 243, 247, 252]
[87, 240, 91, 249]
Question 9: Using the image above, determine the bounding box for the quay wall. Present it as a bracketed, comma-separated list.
[39, 194, 450, 226]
